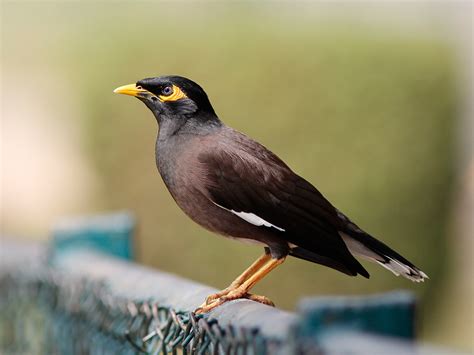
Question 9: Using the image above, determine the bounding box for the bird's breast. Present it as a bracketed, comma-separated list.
[153, 131, 287, 250]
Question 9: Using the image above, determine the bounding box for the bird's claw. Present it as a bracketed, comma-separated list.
[204, 288, 231, 305]
[204, 281, 243, 304]
[195, 291, 275, 314]
[218, 289, 274, 306]
[244, 294, 275, 306]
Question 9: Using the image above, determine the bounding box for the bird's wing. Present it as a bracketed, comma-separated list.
[197, 138, 368, 276]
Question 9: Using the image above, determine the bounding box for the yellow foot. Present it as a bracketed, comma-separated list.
[245, 294, 274, 307]
[195, 292, 275, 314]
[203, 286, 235, 305]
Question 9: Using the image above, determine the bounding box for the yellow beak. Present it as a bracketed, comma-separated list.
[113, 83, 151, 97]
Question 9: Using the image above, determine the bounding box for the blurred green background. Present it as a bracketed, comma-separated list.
[2, 1, 472, 351]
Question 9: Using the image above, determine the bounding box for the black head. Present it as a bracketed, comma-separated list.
[114, 75, 219, 128]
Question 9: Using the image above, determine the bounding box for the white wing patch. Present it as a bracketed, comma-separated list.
[212, 202, 285, 232]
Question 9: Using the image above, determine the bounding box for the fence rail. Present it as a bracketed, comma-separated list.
[0, 212, 460, 354]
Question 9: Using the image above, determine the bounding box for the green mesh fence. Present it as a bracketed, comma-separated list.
[0, 213, 457, 355]
[0, 244, 281, 354]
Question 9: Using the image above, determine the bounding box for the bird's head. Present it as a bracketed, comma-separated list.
[114, 76, 219, 129]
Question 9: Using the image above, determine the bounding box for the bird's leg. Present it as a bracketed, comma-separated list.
[203, 252, 272, 305]
[196, 256, 285, 314]
[222, 257, 286, 300]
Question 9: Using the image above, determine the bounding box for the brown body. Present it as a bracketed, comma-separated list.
[156, 126, 289, 254]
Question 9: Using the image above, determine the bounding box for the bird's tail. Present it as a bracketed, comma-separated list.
[340, 231, 428, 283]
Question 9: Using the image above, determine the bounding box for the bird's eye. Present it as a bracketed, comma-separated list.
[136, 85, 143, 90]
[162, 86, 173, 96]
[158, 85, 187, 102]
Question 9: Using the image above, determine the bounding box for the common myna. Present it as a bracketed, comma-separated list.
[114, 76, 428, 313]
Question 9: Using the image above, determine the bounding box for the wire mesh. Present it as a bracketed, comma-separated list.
[0, 268, 278, 354]
[1, 239, 444, 355]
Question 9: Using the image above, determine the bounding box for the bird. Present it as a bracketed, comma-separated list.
[114, 75, 428, 313]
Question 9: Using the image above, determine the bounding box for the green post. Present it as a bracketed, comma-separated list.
[51, 211, 135, 260]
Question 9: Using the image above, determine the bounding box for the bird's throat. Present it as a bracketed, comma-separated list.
[156, 115, 188, 140]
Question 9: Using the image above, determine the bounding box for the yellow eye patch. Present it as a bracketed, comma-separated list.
[159, 85, 187, 102]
